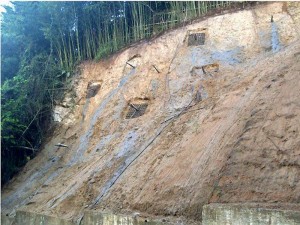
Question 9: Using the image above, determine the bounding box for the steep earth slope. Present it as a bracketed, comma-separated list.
[2, 2, 300, 224]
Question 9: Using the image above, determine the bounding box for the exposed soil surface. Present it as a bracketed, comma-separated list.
[2, 2, 300, 224]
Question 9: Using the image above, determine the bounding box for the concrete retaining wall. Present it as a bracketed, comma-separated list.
[2, 206, 300, 225]
[16, 210, 74, 225]
[1, 210, 163, 225]
[82, 211, 162, 225]
[1, 214, 14, 225]
[202, 204, 300, 225]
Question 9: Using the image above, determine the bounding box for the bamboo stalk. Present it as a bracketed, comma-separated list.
[50, 1, 247, 67]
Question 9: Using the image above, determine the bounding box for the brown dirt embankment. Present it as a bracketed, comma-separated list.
[2, 2, 300, 224]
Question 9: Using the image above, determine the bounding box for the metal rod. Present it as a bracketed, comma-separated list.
[129, 103, 139, 111]
[126, 62, 136, 68]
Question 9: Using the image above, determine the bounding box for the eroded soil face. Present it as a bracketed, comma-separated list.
[2, 2, 300, 224]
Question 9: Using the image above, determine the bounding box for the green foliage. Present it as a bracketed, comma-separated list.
[1, 53, 63, 184]
[95, 44, 112, 61]
[1, 2, 64, 183]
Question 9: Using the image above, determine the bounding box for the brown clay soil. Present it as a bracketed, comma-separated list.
[2, 2, 300, 224]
